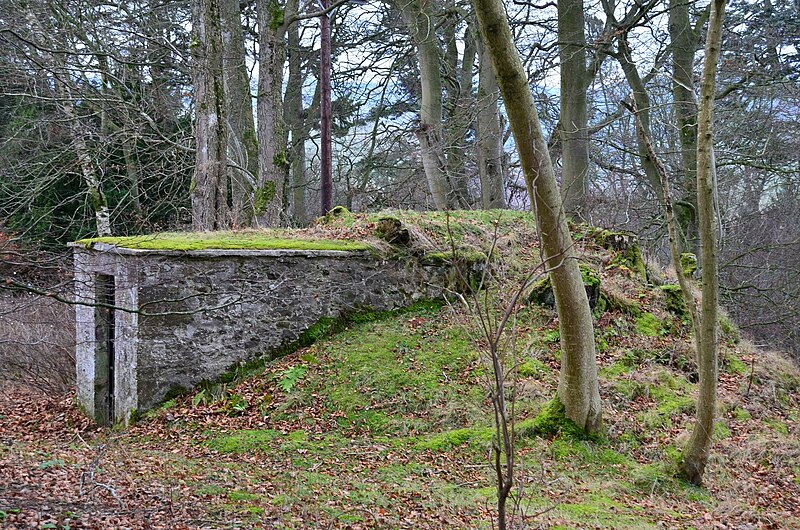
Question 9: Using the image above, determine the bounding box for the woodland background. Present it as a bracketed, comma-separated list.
[0, 0, 798, 365]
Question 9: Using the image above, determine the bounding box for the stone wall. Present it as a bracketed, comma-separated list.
[73, 244, 450, 425]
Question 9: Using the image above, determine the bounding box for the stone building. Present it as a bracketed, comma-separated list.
[72, 240, 450, 426]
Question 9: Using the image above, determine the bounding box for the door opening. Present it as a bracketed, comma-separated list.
[94, 274, 115, 425]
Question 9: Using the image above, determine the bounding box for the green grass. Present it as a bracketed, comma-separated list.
[635, 312, 662, 337]
[296, 306, 486, 435]
[206, 429, 280, 453]
[76, 231, 371, 251]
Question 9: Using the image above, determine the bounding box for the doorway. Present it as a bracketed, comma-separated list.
[94, 274, 115, 425]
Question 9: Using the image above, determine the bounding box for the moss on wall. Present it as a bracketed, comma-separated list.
[76, 232, 371, 252]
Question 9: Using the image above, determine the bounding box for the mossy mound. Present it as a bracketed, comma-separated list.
[581, 227, 647, 281]
[528, 264, 601, 310]
[660, 284, 688, 318]
[524, 399, 592, 440]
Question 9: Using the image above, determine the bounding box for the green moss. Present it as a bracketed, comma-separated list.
[631, 462, 677, 493]
[270, 4, 284, 30]
[528, 264, 601, 311]
[719, 314, 740, 343]
[618, 347, 691, 370]
[196, 484, 226, 496]
[543, 329, 561, 343]
[421, 249, 486, 265]
[253, 181, 277, 215]
[415, 426, 494, 451]
[588, 228, 647, 280]
[529, 399, 589, 439]
[548, 437, 631, 468]
[201, 300, 445, 396]
[557, 493, 635, 522]
[713, 421, 731, 440]
[639, 385, 695, 429]
[518, 359, 549, 379]
[659, 284, 688, 319]
[206, 429, 280, 453]
[731, 406, 751, 421]
[600, 290, 643, 317]
[635, 313, 662, 337]
[680, 253, 697, 277]
[724, 355, 748, 375]
[765, 419, 789, 436]
[421, 249, 489, 293]
[228, 490, 261, 502]
[325, 205, 350, 217]
[77, 231, 370, 252]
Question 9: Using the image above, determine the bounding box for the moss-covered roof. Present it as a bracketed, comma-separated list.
[75, 231, 371, 252]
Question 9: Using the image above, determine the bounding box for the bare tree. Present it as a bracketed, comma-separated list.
[679, 0, 726, 486]
[473, 0, 602, 433]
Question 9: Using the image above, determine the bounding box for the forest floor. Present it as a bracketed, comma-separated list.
[1, 211, 799, 529]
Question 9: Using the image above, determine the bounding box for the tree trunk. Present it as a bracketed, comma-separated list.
[255, 0, 288, 227]
[443, 9, 475, 207]
[399, 0, 452, 210]
[284, 0, 306, 225]
[558, 0, 590, 218]
[476, 39, 505, 209]
[191, 0, 230, 231]
[669, 0, 700, 255]
[680, 0, 726, 486]
[473, 0, 602, 433]
[220, 0, 258, 226]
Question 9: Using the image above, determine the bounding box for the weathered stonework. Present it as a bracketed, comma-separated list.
[73, 243, 450, 425]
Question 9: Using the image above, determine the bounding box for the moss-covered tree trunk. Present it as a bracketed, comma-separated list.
[472, 0, 602, 433]
[680, 0, 725, 486]
[191, 0, 230, 231]
[284, 0, 307, 225]
[256, 0, 288, 227]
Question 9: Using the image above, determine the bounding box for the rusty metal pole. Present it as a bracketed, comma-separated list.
[320, 0, 333, 214]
